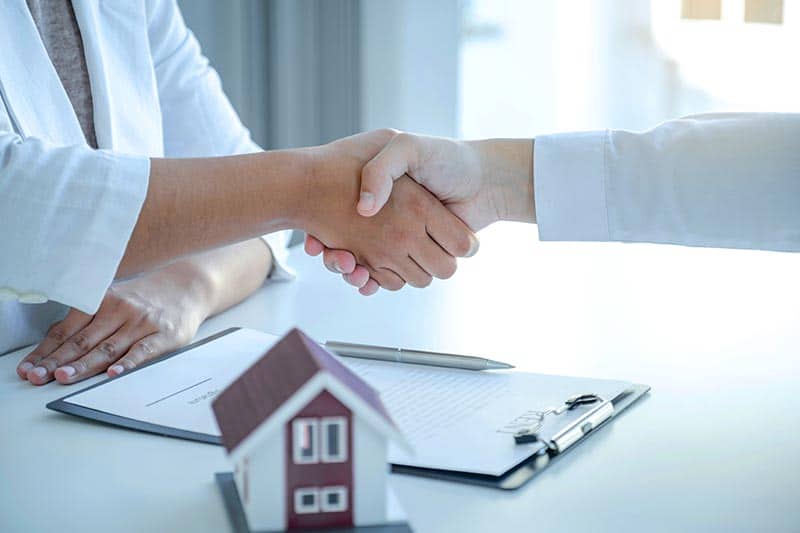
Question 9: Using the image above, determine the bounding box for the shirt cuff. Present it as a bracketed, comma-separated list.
[533, 131, 611, 242]
[260, 230, 296, 281]
[0, 149, 150, 314]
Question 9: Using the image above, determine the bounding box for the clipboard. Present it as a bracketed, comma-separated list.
[391, 384, 649, 490]
[48, 328, 650, 490]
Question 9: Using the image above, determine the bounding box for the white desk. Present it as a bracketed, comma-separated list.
[2, 223, 800, 532]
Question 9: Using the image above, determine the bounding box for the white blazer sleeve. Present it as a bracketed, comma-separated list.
[0, 134, 149, 313]
[534, 113, 800, 252]
[145, 0, 293, 279]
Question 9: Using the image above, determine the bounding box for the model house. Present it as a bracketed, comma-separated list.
[212, 328, 407, 532]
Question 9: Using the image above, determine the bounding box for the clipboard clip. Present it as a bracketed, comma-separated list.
[550, 398, 614, 453]
[513, 393, 614, 453]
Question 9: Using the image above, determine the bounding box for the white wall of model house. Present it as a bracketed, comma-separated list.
[352, 416, 390, 526]
[236, 431, 286, 532]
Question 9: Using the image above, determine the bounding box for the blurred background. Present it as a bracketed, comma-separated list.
[179, 0, 799, 148]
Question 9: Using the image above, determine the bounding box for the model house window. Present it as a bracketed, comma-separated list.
[320, 486, 348, 512]
[292, 418, 319, 464]
[321, 417, 348, 463]
[293, 487, 319, 514]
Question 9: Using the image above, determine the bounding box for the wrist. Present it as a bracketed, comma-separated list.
[293, 143, 351, 237]
[471, 138, 536, 224]
[285, 145, 328, 234]
[251, 147, 317, 232]
[155, 260, 217, 320]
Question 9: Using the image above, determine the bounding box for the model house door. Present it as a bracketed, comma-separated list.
[286, 390, 353, 529]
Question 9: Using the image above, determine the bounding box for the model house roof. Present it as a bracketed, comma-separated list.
[212, 328, 398, 454]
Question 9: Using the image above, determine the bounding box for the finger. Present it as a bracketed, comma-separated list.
[342, 265, 370, 288]
[107, 333, 174, 377]
[54, 325, 141, 384]
[400, 256, 434, 289]
[322, 248, 357, 275]
[304, 234, 325, 256]
[358, 134, 418, 217]
[411, 236, 458, 280]
[26, 318, 122, 385]
[17, 310, 92, 379]
[425, 207, 480, 258]
[369, 267, 405, 292]
[359, 278, 380, 296]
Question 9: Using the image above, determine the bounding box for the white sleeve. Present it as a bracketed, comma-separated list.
[534, 113, 800, 252]
[0, 134, 149, 313]
[145, 0, 293, 279]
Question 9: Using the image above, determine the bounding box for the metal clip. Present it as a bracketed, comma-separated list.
[550, 399, 614, 453]
[513, 392, 608, 446]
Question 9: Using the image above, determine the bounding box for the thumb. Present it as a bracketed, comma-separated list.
[358, 134, 418, 217]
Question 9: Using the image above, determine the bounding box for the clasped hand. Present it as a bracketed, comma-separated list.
[300, 130, 480, 293]
[307, 131, 531, 294]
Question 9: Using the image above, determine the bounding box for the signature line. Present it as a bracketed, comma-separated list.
[146, 378, 213, 407]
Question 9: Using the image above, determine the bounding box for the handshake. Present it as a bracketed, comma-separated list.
[300, 129, 535, 295]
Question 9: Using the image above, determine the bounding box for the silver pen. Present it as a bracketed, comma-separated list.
[324, 341, 514, 371]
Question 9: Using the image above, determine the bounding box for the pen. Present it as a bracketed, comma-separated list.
[324, 341, 514, 371]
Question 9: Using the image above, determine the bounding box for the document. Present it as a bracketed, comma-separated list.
[54, 328, 633, 477]
[344, 358, 629, 475]
[60, 328, 280, 437]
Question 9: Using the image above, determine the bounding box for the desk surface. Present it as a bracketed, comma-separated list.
[2, 223, 800, 533]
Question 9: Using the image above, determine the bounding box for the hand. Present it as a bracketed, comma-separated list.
[16, 263, 213, 385]
[357, 134, 535, 230]
[302, 130, 479, 292]
[306, 133, 533, 292]
[304, 235, 380, 295]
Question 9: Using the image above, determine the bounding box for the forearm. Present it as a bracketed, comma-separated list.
[118, 150, 311, 278]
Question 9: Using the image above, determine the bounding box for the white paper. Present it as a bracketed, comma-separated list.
[64, 328, 631, 476]
[343, 358, 629, 475]
[65, 329, 281, 436]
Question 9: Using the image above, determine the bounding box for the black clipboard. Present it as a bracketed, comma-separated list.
[48, 327, 650, 490]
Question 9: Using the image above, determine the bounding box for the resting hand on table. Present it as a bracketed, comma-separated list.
[17, 240, 271, 385]
[16, 266, 211, 385]
[306, 132, 534, 293]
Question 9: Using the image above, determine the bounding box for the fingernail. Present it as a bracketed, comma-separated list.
[109, 365, 124, 376]
[358, 192, 375, 213]
[29, 366, 46, 379]
[18, 362, 33, 374]
[466, 235, 481, 257]
[57, 366, 76, 378]
[332, 261, 345, 274]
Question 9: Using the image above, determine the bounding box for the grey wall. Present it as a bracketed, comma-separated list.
[178, 0, 361, 150]
[267, 0, 361, 148]
[178, 0, 271, 146]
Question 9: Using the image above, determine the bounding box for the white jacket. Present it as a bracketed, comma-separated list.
[0, 0, 289, 354]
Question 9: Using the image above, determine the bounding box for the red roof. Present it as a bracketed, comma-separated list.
[212, 328, 395, 452]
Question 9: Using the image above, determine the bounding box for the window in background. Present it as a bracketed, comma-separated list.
[458, 0, 800, 139]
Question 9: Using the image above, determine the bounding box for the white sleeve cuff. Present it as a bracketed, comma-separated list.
[0, 148, 150, 314]
[533, 131, 611, 242]
[260, 230, 296, 281]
